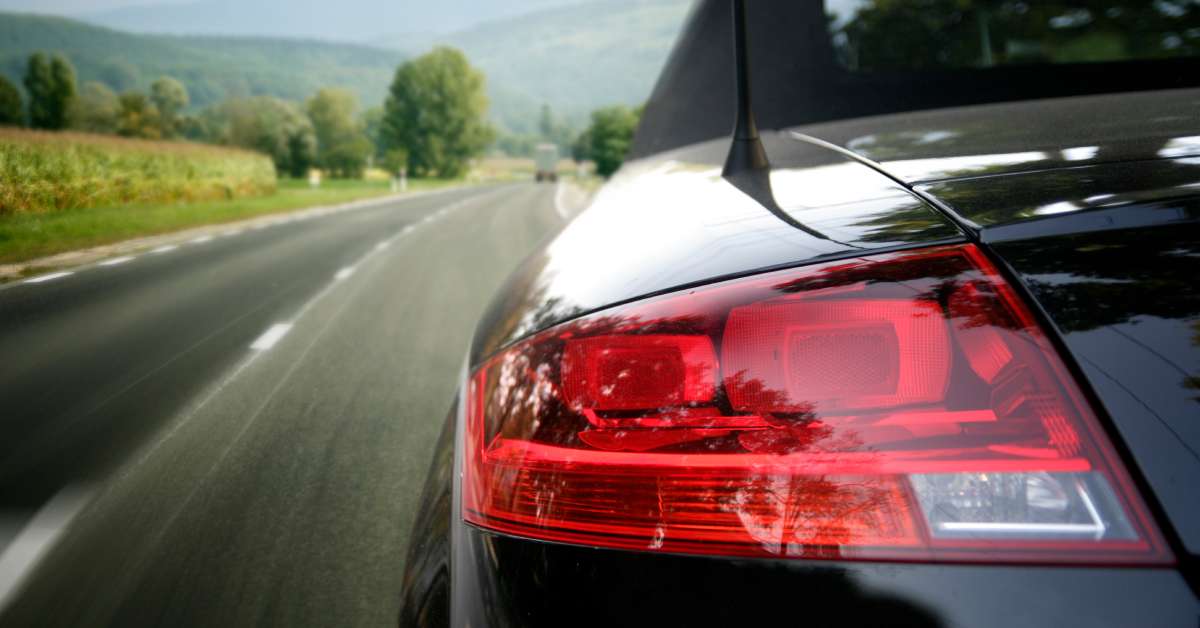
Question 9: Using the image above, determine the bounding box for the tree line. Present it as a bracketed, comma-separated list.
[496, 102, 642, 178]
[0, 47, 494, 180]
[1, 47, 643, 181]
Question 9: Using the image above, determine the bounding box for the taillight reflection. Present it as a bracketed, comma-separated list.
[463, 244, 1170, 564]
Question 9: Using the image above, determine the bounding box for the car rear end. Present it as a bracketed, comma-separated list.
[400, 2, 1200, 625]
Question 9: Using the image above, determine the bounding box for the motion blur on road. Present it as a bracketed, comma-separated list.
[0, 184, 571, 625]
[0, 0, 682, 622]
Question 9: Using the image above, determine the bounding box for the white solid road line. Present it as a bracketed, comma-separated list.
[150, 245, 179, 254]
[333, 267, 356, 281]
[553, 181, 569, 221]
[97, 256, 135, 267]
[23, 271, 74, 284]
[0, 487, 91, 611]
[249, 323, 293, 351]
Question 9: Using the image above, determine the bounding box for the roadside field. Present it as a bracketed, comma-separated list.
[0, 178, 458, 265]
[0, 128, 275, 214]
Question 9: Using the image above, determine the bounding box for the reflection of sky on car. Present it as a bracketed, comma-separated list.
[875, 150, 1050, 182]
[1159, 135, 1200, 158]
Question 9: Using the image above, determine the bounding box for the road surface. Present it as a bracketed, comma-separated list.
[0, 183, 568, 626]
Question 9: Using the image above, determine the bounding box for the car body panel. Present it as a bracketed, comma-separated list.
[453, 526, 1196, 628]
[471, 132, 964, 364]
[920, 158, 1200, 234]
[792, 88, 1200, 186]
[399, 386, 1198, 628]
[403, 90, 1200, 627]
[632, 2, 1200, 159]
[988, 217, 1200, 556]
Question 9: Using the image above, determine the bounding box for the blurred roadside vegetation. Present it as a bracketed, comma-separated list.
[0, 178, 458, 265]
[0, 46, 499, 262]
[0, 31, 645, 265]
[0, 127, 275, 214]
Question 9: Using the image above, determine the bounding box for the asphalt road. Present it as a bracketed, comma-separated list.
[0, 183, 567, 626]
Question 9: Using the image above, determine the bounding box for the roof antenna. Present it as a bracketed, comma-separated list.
[722, 0, 769, 178]
[720, 0, 835, 241]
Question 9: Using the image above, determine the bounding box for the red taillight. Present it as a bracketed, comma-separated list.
[463, 244, 1170, 564]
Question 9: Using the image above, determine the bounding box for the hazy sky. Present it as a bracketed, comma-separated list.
[0, 0, 591, 41]
[0, 0, 186, 12]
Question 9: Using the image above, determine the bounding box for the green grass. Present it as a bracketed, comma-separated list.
[0, 178, 460, 265]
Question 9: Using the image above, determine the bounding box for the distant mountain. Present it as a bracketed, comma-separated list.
[0, 1, 691, 134]
[84, 0, 587, 42]
[0, 12, 404, 108]
[420, 0, 693, 132]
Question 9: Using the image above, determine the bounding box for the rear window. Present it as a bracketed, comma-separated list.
[826, 1, 1200, 72]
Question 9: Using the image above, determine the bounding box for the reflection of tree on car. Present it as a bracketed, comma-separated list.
[829, 0, 1199, 71]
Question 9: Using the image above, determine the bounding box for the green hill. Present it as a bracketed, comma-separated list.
[386, 0, 694, 132]
[0, 3, 692, 135]
[0, 12, 404, 109]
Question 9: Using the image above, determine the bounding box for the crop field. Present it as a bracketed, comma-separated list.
[0, 128, 276, 215]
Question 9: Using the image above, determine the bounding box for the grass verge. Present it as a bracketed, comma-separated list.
[0, 178, 459, 265]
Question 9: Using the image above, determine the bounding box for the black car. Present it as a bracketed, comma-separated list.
[400, 2, 1200, 626]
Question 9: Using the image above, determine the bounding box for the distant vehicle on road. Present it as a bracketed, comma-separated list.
[534, 143, 558, 183]
[400, 1, 1200, 626]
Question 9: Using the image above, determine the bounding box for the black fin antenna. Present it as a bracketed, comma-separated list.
[721, 0, 835, 240]
[722, 0, 769, 178]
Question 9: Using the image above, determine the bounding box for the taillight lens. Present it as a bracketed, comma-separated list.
[463, 244, 1170, 564]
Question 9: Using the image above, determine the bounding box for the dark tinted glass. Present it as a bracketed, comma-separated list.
[826, 1, 1200, 71]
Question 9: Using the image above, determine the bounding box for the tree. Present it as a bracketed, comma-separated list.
[24, 53, 77, 130]
[380, 148, 408, 176]
[150, 77, 189, 138]
[115, 91, 162, 139]
[584, 105, 640, 177]
[98, 60, 140, 92]
[70, 81, 120, 133]
[538, 104, 555, 140]
[570, 127, 591, 163]
[23, 53, 52, 129]
[496, 132, 537, 158]
[48, 56, 78, 128]
[362, 106, 386, 159]
[306, 88, 371, 178]
[0, 76, 21, 126]
[382, 47, 494, 178]
[199, 96, 315, 178]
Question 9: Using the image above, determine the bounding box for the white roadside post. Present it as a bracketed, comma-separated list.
[400, 167, 408, 192]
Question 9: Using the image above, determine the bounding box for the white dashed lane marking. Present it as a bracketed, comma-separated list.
[150, 245, 179, 254]
[249, 324, 293, 351]
[23, 272, 74, 284]
[97, 256, 135, 267]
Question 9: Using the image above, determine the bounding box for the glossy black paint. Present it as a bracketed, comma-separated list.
[400, 388, 1197, 628]
[401, 90, 1200, 626]
[793, 88, 1200, 186]
[453, 528, 1194, 628]
[398, 402, 456, 628]
[633, 2, 1200, 158]
[990, 216, 1200, 555]
[919, 157, 1200, 232]
[470, 132, 963, 365]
